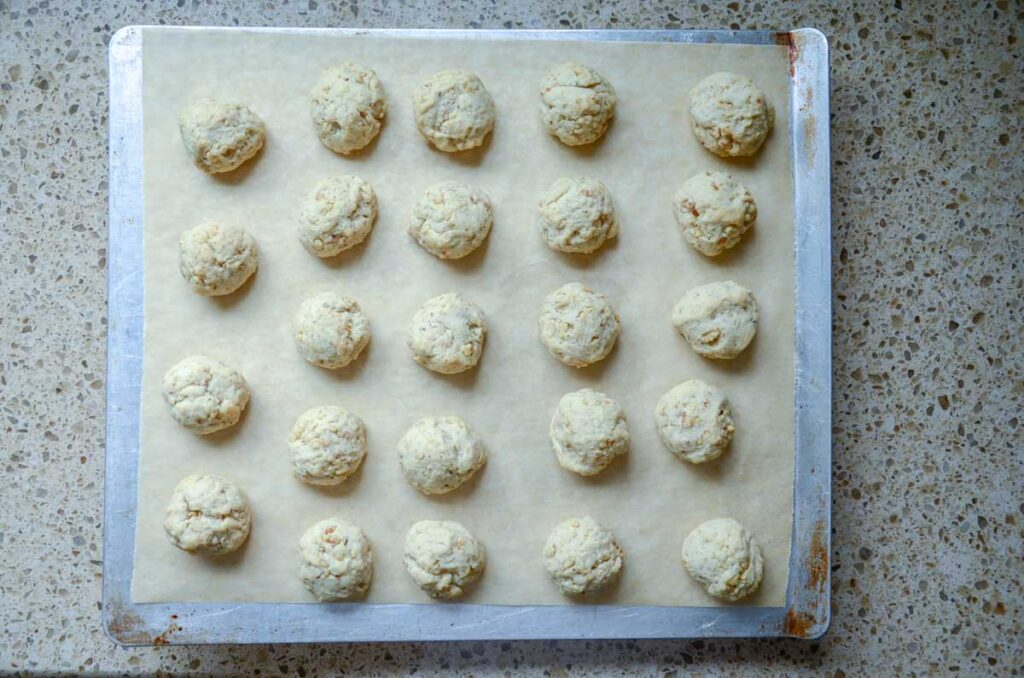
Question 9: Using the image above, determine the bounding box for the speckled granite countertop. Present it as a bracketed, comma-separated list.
[1, 0, 1021, 674]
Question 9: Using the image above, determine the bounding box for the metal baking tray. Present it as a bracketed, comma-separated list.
[104, 26, 831, 643]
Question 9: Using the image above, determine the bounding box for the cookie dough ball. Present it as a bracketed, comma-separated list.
[539, 62, 616, 146]
[671, 281, 758, 359]
[288, 406, 367, 485]
[543, 516, 623, 595]
[293, 293, 371, 369]
[398, 416, 486, 495]
[298, 175, 377, 257]
[538, 282, 621, 368]
[310, 62, 387, 155]
[408, 292, 487, 374]
[299, 517, 373, 601]
[688, 72, 775, 158]
[178, 221, 258, 296]
[408, 181, 493, 259]
[163, 474, 251, 555]
[413, 69, 496, 152]
[673, 171, 757, 256]
[655, 380, 735, 464]
[549, 388, 629, 476]
[179, 98, 265, 174]
[403, 520, 486, 599]
[682, 518, 764, 601]
[161, 356, 250, 434]
[537, 177, 618, 254]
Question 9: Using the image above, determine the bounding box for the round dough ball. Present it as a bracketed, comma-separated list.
[688, 72, 775, 158]
[408, 292, 487, 374]
[161, 356, 250, 434]
[549, 388, 629, 476]
[288, 406, 367, 485]
[538, 282, 621, 368]
[402, 520, 486, 599]
[655, 379, 735, 464]
[538, 62, 616, 146]
[178, 221, 258, 296]
[179, 98, 265, 174]
[537, 177, 618, 254]
[310, 62, 387, 154]
[293, 293, 371, 369]
[673, 171, 756, 256]
[671, 281, 758, 359]
[682, 518, 764, 601]
[398, 416, 487, 495]
[299, 517, 373, 601]
[163, 474, 251, 555]
[543, 516, 623, 595]
[407, 181, 493, 259]
[298, 175, 378, 257]
[413, 69, 496, 152]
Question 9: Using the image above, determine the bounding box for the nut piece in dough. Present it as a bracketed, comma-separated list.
[549, 388, 629, 476]
[179, 98, 265, 174]
[671, 281, 758, 359]
[538, 177, 618, 254]
[408, 292, 487, 375]
[688, 72, 775, 158]
[161, 356, 250, 435]
[298, 175, 378, 257]
[299, 517, 373, 601]
[413, 69, 496, 152]
[538, 282, 621, 368]
[310, 62, 387, 155]
[681, 518, 764, 601]
[655, 380, 735, 464]
[163, 474, 251, 555]
[408, 181, 493, 259]
[289, 406, 367, 485]
[398, 416, 487, 495]
[293, 293, 371, 369]
[402, 520, 486, 599]
[178, 221, 258, 296]
[543, 516, 623, 595]
[538, 62, 616, 146]
[673, 171, 756, 256]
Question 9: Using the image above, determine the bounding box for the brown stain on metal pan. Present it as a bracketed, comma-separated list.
[783, 518, 831, 638]
[773, 31, 798, 77]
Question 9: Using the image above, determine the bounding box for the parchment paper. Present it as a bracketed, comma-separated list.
[133, 28, 794, 607]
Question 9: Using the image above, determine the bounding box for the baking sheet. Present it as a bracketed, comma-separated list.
[133, 28, 794, 607]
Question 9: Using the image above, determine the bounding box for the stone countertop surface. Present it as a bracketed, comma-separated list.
[1, 0, 1020, 674]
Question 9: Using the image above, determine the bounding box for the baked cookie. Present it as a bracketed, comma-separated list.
[163, 474, 251, 555]
[538, 62, 616, 146]
[299, 517, 373, 601]
[408, 292, 487, 374]
[655, 379, 735, 464]
[402, 520, 486, 599]
[407, 181, 493, 259]
[538, 282, 620, 367]
[179, 98, 265, 174]
[682, 517, 764, 601]
[293, 292, 371, 369]
[398, 416, 486, 495]
[288, 406, 367, 485]
[310, 62, 387, 154]
[543, 516, 623, 595]
[161, 356, 250, 435]
[178, 221, 258, 296]
[549, 388, 629, 476]
[413, 69, 496, 152]
[298, 175, 377, 257]
[673, 171, 756, 256]
[537, 177, 618, 254]
[671, 281, 758, 359]
[688, 72, 775, 157]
